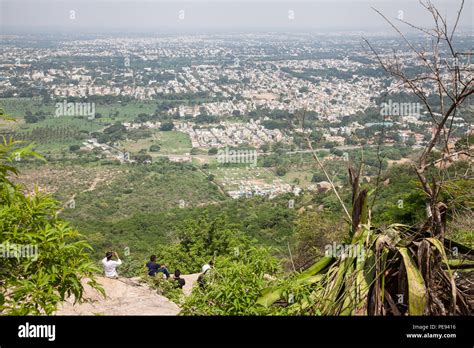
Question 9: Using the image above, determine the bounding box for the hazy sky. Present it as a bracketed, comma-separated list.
[1, 0, 472, 33]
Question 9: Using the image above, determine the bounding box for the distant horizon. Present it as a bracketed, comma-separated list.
[1, 26, 472, 37]
[1, 0, 472, 34]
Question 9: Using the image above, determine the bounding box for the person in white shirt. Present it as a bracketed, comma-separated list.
[198, 261, 213, 288]
[101, 251, 122, 278]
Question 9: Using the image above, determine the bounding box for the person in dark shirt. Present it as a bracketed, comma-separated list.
[146, 255, 170, 278]
[173, 269, 186, 289]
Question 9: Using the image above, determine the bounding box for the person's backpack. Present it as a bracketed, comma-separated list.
[197, 270, 210, 289]
[197, 273, 205, 288]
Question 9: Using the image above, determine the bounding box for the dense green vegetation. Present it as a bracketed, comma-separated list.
[0, 112, 103, 315]
[181, 247, 281, 315]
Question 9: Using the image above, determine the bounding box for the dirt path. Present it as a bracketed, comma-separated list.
[61, 175, 107, 211]
[197, 167, 227, 196]
[83, 176, 102, 192]
[181, 273, 200, 297]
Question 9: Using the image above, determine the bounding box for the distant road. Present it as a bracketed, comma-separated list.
[152, 143, 391, 160]
[272, 145, 372, 155]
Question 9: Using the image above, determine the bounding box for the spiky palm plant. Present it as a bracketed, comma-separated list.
[257, 168, 472, 315]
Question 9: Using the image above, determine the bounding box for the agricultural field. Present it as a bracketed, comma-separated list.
[0, 97, 51, 119]
[121, 130, 192, 156]
[0, 98, 164, 125]
[93, 101, 157, 122]
[207, 166, 275, 189]
[282, 169, 315, 186]
[205, 165, 315, 191]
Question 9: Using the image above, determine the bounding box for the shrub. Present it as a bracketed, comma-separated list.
[275, 166, 287, 176]
[149, 144, 161, 152]
[160, 122, 174, 131]
[153, 213, 252, 274]
[208, 148, 218, 155]
[180, 247, 280, 315]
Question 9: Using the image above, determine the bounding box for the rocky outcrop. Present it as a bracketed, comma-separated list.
[55, 273, 201, 316]
[316, 181, 332, 193]
[55, 276, 180, 315]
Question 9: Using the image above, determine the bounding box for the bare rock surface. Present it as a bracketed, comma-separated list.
[55, 276, 180, 316]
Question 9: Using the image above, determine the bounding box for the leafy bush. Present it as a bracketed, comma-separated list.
[208, 147, 218, 155]
[181, 247, 280, 315]
[0, 111, 103, 315]
[149, 144, 161, 152]
[160, 122, 174, 131]
[275, 166, 287, 176]
[154, 213, 252, 274]
[290, 211, 345, 271]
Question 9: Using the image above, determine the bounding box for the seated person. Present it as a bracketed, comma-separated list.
[173, 269, 186, 289]
[146, 255, 170, 278]
[102, 251, 122, 278]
